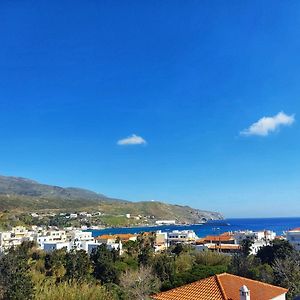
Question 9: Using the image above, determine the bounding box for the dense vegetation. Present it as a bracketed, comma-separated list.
[0, 234, 230, 300]
[229, 238, 300, 300]
[0, 235, 299, 299]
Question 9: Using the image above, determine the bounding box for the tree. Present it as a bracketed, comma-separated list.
[0, 244, 35, 300]
[175, 253, 194, 273]
[138, 245, 153, 266]
[65, 249, 91, 282]
[153, 253, 175, 283]
[119, 266, 160, 300]
[172, 243, 185, 256]
[241, 237, 254, 257]
[256, 239, 294, 265]
[90, 244, 119, 284]
[273, 252, 300, 300]
[136, 234, 155, 267]
[248, 263, 274, 284]
[229, 253, 259, 278]
[194, 250, 230, 267]
[44, 248, 67, 281]
[123, 240, 139, 257]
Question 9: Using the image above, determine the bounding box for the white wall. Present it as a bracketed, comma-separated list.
[271, 293, 286, 300]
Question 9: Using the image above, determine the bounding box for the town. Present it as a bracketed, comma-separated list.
[1, 219, 299, 299]
[1, 216, 300, 257]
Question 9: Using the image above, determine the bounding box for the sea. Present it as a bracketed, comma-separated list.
[87, 217, 300, 238]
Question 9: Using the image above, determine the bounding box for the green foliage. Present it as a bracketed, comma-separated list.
[175, 253, 195, 273]
[6, 236, 300, 300]
[153, 253, 175, 283]
[229, 253, 260, 278]
[230, 240, 300, 300]
[65, 250, 91, 282]
[121, 256, 139, 270]
[138, 246, 153, 266]
[194, 251, 231, 267]
[240, 237, 254, 257]
[35, 281, 116, 300]
[90, 244, 119, 284]
[156, 250, 229, 291]
[256, 239, 294, 265]
[45, 248, 67, 280]
[248, 263, 274, 284]
[0, 242, 35, 300]
[137, 234, 155, 266]
[162, 265, 228, 290]
[123, 240, 139, 257]
[100, 216, 142, 227]
[172, 243, 185, 256]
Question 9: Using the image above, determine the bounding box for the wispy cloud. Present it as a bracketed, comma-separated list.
[240, 111, 295, 136]
[117, 134, 147, 145]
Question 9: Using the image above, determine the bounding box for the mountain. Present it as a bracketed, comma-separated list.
[0, 175, 121, 201]
[0, 175, 223, 223]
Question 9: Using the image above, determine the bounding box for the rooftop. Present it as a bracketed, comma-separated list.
[96, 233, 137, 240]
[151, 273, 288, 300]
[197, 232, 234, 244]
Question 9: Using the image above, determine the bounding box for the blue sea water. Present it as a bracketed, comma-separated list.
[88, 217, 300, 238]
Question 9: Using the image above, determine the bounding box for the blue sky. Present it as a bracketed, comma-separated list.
[0, 1, 300, 217]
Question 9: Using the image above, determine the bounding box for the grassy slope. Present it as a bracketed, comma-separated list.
[0, 194, 222, 223]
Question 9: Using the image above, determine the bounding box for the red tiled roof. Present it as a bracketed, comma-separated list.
[197, 232, 234, 244]
[152, 273, 288, 300]
[152, 275, 225, 300]
[96, 233, 136, 240]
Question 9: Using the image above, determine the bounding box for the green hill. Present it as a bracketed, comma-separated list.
[0, 175, 223, 223]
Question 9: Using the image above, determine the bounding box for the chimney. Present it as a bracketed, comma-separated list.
[240, 285, 250, 300]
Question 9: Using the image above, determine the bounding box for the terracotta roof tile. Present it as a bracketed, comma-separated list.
[200, 232, 234, 243]
[151, 273, 288, 300]
[217, 273, 288, 300]
[152, 275, 225, 300]
[96, 233, 136, 240]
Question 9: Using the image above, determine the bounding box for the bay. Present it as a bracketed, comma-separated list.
[88, 217, 300, 238]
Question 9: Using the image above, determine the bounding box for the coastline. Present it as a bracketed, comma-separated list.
[86, 217, 300, 238]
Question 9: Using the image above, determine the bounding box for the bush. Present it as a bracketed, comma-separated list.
[35, 281, 116, 300]
[194, 251, 231, 267]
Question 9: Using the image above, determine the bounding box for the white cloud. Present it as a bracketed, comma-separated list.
[117, 134, 147, 145]
[241, 111, 295, 136]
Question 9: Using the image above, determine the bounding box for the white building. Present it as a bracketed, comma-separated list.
[37, 230, 67, 248]
[67, 230, 94, 242]
[233, 230, 276, 255]
[155, 220, 176, 225]
[0, 226, 35, 252]
[233, 230, 276, 244]
[286, 227, 300, 251]
[43, 242, 71, 252]
[167, 230, 198, 245]
[154, 231, 168, 252]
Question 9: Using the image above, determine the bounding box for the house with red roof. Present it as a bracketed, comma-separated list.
[152, 273, 288, 300]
